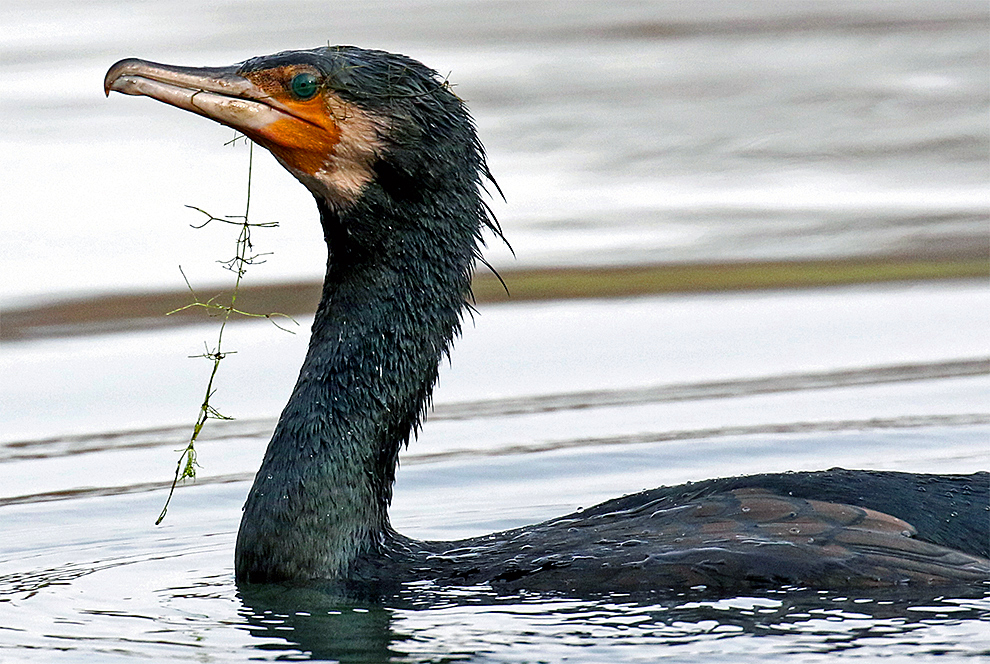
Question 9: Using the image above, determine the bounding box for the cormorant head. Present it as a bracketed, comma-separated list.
[105, 47, 496, 248]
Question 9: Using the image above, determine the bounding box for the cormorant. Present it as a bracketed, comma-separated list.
[104, 47, 989, 592]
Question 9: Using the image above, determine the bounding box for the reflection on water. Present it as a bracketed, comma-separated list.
[234, 584, 990, 663]
[238, 585, 399, 663]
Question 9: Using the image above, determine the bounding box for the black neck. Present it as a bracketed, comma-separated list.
[235, 194, 476, 583]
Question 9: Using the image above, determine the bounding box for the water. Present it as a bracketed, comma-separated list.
[2, 286, 989, 662]
[2, 424, 989, 662]
[1, 1, 988, 661]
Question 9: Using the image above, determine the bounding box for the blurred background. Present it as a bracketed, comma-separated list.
[2, 0, 987, 304]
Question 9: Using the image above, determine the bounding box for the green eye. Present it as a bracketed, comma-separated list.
[290, 72, 320, 100]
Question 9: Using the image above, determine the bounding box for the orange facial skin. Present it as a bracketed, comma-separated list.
[239, 66, 343, 177]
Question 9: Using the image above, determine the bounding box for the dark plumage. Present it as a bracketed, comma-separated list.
[104, 46, 990, 592]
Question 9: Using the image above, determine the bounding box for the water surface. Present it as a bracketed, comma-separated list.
[2, 286, 989, 662]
